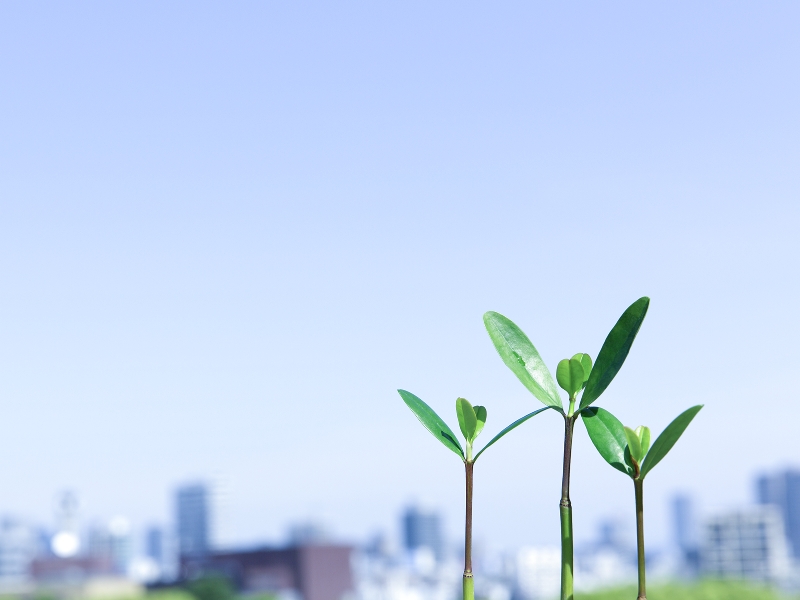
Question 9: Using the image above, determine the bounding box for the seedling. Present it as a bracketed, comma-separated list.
[583, 405, 703, 600]
[484, 297, 650, 600]
[398, 389, 547, 600]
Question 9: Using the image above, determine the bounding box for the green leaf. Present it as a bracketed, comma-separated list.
[580, 297, 650, 410]
[456, 398, 478, 441]
[556, 358, 585, 397]
[636, 425, 651, 457]
[473, 405, 487, 440]
[640, 405, 703, 479]
[581, 407, 632, 476]
[624, 426, 644, 462]
[398, 389, 464, 459]
[572, 353, 593, 387]
[473, 407, 550, 462]
[484, 311, 563, 411]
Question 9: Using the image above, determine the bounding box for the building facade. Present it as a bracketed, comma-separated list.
[175, 483, 212, 557]
[180, 544, 353, 600]
[701, 506, 790, 582]
[401, 506, 444, 562]
[756, 469, 800, 559]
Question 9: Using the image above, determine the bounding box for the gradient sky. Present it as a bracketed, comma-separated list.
[1, 2, 799, 555]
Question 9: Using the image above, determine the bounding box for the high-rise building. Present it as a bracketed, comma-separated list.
[146, 526, 164, 564]
[701, 506, 790, 582]
[176, 482, 212, 557]
[756, 469, 800, 558]
[401, 506, 443, 562]
[672, 494, 700, 572]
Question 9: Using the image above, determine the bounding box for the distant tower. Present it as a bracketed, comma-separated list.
[756, 469, 800, 558]
[146, 526, 164, 564]
[673, 494, 699, 572]
[401, 506, 444, 561]
[175, 482, 212, 557]
[51, 491, 81, 558]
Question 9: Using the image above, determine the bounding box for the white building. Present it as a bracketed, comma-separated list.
[701, 505, 791, 582]
[516, 547, 560, 600]
[0, 517, 38, 588]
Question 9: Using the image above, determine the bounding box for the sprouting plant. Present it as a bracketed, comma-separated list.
[398, 390, 548, 600]
[582, 405, 703, 600]
[483, 297, 650, 600]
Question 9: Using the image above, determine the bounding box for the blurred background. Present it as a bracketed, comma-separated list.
[1, 2, 799, 599]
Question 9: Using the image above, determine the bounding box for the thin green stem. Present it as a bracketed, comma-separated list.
[634, 478, 646, 600]
[464, 461, 474, 600]
[560, 415, 575, 600]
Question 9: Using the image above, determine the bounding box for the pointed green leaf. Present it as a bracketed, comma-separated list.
[640, 405, 703, 479]
[624, 426, 644, 462]
[581, 407, 632, 476]
[484, 312, 563, 411]
[636, 425, 651, 457]
[580, 297, 650, 409]
[473, 405, 487, 440]
[456, 398, 478, 441]
[398, 389, 464, 459]
[556, 358, 585, 397]
[473, 407, 550, 462]
[572, 353, 593, 387]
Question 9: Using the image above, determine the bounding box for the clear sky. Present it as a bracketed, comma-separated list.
[1, 2, 799, 554]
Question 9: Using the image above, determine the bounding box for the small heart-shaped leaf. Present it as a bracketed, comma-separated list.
[556, 358, 585, 397]
[571, 353, 592, 387]
[624, 426, 644, 463]
[473, 405, 487, 440]
[456, 398, 478, 441]
[635, 425, 651, 458]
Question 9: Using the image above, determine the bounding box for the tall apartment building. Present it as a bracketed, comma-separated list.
[701, 506, 790, 582]
[672, 494, 700, 572]
[756, 469, 800, 558]
[401, 506, 444, 562]
[176, 482, 212, 557]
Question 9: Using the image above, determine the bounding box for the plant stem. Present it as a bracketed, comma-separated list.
[560, 415, 575, 600]
[464, 461, 474, 600]
[634, 478, 646, 600]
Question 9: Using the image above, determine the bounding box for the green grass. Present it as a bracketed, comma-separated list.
[577, 580, 796, 600]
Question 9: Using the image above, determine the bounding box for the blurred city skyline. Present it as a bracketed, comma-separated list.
[1, 1, 799, 557]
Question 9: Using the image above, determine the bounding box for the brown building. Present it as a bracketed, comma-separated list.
[181, 544, 353, 600]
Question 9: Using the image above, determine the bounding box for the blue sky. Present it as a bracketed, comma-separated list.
[1, 2, 799, 552]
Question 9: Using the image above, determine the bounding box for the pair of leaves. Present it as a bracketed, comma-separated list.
[398, 389, 548, 463]
[456, 398, 486, 443]
[556, 353, 592, 397]
[484, 297, 650, 412]
[582, 405, 703, 479]
[623, 425, 651, 463]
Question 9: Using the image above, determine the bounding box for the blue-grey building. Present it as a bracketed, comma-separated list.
[176, 482, 212, 557]
[673, 494, 700, 573]
[756, 469, 800, 558]
[401, 506, 444, 561]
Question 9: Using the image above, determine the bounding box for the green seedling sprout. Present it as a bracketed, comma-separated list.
[583, 405, 703, 600]
[483, 297, 650, 600]
[398, 389, 548, 600]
